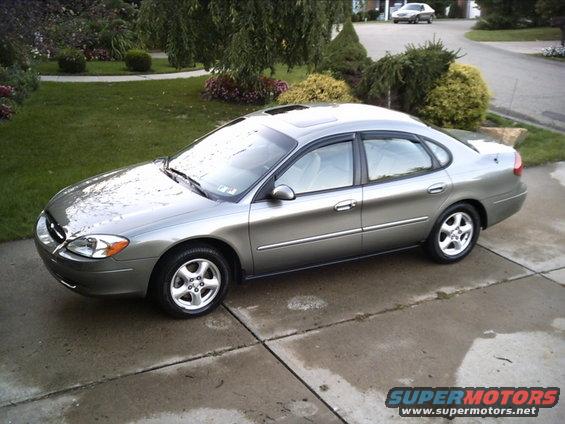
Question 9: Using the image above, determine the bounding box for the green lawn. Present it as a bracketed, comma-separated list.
[487, 113, 565, 166]
[0, 65, 307, 242]
[531, 53, 565, 62]
[465, 27, 561, 42]
[36, 58, 203, 76]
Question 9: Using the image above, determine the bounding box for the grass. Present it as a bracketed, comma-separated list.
[486, 113, 565, 166]
[465, 27, 561, 42]
[531, 53, 565, 62]
[36, 58, 202, 76]
[0, 65, 307, 242]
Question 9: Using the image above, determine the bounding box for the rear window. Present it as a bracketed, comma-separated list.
[432, 126, 479, 153]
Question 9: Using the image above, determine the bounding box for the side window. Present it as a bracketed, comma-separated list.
[362, 135, 432, 182]
[276, 141, 353, 194]
[426, 141, 450, 166]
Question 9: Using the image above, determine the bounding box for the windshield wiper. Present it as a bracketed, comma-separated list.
[166, 167, 210, 199]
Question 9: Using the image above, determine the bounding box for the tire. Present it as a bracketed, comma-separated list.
[414, 16, 420, 24]
[428, 15, 433, 24]
[394, 20, 399, 24]
[152, 245, 231, 318]
[424, 203, 481, 264]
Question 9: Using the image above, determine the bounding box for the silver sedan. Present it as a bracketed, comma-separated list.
[35, 104, 527, 317]
[392, 3, 435, 24]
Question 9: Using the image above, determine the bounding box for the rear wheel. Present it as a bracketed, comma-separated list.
[152, 245, 231, 318]
[428, 15, 433, 24]
[394, 20, 399, 24]
[424, 203, 480, 264]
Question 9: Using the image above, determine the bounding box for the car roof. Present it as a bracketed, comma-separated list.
[245, 103, 427, 145]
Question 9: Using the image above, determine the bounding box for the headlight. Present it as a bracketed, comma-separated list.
[66, 235, 129, 258]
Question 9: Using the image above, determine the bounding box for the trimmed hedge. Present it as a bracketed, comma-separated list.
[124, 49, 152, 72]
[420, 63, 490, 130]
[57, 48, 86, 74]
[277, 74, 356, 104]
[318, 19, 370, 88]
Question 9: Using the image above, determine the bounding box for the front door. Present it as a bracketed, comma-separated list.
[249, 137, 362, 275]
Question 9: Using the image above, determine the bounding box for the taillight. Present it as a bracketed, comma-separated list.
[514, 152, 523, 176]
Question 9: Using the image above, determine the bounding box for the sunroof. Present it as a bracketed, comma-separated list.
[264, 105, 309, 115]
[279, 107, 338, 128]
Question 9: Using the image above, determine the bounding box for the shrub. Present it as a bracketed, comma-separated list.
[428, 0, 450, 18]
[473, 15, 519, 30]
[203, 75, 288, 104]
[367, 9, 380, 20]
[124, 49, 152, 72]
[0, 65, 39, 103]
[357, 39, 459, 113]
[57, 48, 86, 73]
[0, 103, 14, 120]
[99, 18, 139, 60]
[542, 45, 565, 57]
[351, 11, 367, 22]
[0, 38, 33, 69]
[0, 84, 15, 121]
[420, 63, 490, 130]
[277, 74, 356, 104]
[318, 19, 370, 88]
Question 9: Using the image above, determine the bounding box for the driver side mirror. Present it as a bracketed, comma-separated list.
[271, 184, 295, 201]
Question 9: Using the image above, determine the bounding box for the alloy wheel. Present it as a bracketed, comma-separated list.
[170, 258, 221, 310]
[437, 212, 474, 256]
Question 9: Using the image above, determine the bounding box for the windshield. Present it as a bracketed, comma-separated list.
[400, 4, 422, 10]
[169, 119, 296, 200]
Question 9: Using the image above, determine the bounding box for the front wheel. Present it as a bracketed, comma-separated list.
[428, 15, 433, 24]
[414, 16, 420, 24]
[424, 203, 480, 264]
[152, 245, 231, 318]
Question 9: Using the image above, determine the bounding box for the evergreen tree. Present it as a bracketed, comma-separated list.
[318, 19, 370, 88]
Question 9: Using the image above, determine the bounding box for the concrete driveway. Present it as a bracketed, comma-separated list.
[354, 20, 565, 132]
[1, 163, 564, 423]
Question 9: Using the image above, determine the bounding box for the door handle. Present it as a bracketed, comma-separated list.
[334, 199, 357, 212]
[427, 183, 446, 194]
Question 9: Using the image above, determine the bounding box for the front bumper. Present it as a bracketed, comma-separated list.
[392, 15, 417, 21]
[34, 214, 157, 298]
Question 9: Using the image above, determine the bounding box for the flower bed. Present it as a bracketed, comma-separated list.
[203, 75, 288, 104]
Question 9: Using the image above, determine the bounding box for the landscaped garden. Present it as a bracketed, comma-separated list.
[2, 0, 565, 243]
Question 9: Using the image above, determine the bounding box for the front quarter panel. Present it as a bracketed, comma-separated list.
[114, 203, 253, 274]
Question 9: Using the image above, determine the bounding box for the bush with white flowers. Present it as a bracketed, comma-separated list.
[541, 46, 565, 58]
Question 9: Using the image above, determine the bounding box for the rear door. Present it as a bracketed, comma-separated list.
[359, 131, 452, 253]
[249, 135, 362, 275]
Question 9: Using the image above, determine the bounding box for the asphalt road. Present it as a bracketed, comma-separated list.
[354, 20, 565, 132]
[1, 163, 564, 423]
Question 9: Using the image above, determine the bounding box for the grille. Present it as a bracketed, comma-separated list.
[45, 212, 66, 243]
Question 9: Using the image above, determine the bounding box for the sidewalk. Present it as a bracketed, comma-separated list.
[40, 69, 210, 83]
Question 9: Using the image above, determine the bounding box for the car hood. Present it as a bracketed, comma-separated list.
[46, 162, 217, 238]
